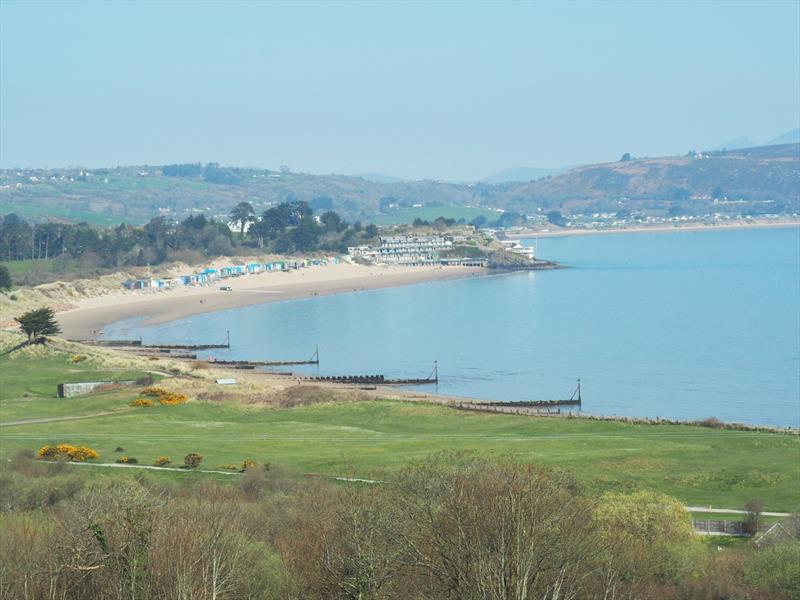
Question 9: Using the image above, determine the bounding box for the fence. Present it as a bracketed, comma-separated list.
[693, 519, 746, 536]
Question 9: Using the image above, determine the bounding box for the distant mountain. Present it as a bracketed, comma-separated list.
[764, 128, 800, 146]
[2, 144, 798, 226]
[481, 166, 571, 183]
[355, 172, 407, 183]
[500, 143, 799, 214]
[711, 136, 758, 151]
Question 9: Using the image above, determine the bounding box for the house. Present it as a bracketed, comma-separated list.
[754, 518, 800, 548]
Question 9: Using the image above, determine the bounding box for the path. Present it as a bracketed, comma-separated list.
[65, 461, 242, 476]
[685, 506, 791, 517]
[0, 410, 133, 427]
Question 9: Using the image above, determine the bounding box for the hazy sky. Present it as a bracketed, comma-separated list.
[1, 1, 798, 180]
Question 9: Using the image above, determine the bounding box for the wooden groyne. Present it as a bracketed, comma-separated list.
[301, 361, 439, 386]
[81, 330, 232, 351]
[301, 374, 438, 385]
[452, 380, 582, 415]
[75, 339, 143, 347]
[208, 347, 320, 367]
[142, 340, 229, 351]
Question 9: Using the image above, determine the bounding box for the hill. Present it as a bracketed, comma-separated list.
[765, 128, 800, 146]
[481, 165, 572, 183]
[501, 143, 800, 215]
[1, 144, 798, 226]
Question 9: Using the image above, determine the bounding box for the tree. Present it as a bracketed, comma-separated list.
[320, 211, 346, 233]
[594, 490, 701, 591]
[620, 152, 632, 161]
[14, 306, 61, 342]
[546, 210, 566, 227]
[470, 215, 488, 229]
[183, 453, 203, 469]
[290, 217, 322, 252]
[364, 223, 379, 238]
[744, 497, 765, 535]
[229, 202, 255, 237]
[0, 264, 11, 291]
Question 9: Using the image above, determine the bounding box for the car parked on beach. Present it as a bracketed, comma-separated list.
[219, 285, 233, 292]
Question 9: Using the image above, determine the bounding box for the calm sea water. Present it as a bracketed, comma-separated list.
[104, 227, 800, 427]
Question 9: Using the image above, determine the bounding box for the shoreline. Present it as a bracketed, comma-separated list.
[505, 220, 800, 239]
[56, 263, 486, 340]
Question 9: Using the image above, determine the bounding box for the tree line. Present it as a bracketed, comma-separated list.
[0, 201, 376, 270]
[2, 452, 796, 599]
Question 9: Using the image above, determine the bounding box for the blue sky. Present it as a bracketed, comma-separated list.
[1, 0, 798, 180]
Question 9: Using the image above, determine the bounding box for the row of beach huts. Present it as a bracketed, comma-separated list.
[121, 256, 344, 290]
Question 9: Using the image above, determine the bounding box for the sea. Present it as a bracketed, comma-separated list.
[102, 226, 800, 428]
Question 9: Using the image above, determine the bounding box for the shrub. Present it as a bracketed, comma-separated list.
[37, 444, 99, 462]
[70, 354, 88, 363]
[184, 453, 203, 469]
[115, 457, 138, 464]
[130, 398, 154, 407]
[219, 464, 240, 471]
[135, 375, 155, 386]
[153, 456, 171, 467]
[697, 416, 724, 429]
[114, 446, 125, 452]
[141, 387, 188, 405]
[241, 460, 257, 472]
[744, 542, 800, 598]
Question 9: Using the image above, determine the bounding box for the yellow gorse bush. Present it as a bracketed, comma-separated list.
[153, 456, 171, 466]
[37, 444, 99, 462]
[130, 398, 154, 407]
[141, 387, 188, 405]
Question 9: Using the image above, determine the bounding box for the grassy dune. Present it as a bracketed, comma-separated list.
[1, 350, 798, 510]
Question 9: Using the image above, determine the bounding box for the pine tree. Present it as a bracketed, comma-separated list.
[14, 306, 61, 342]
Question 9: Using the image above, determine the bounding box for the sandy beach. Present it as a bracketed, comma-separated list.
[505, 220, 800, 239]
[56, 263, 484, 340]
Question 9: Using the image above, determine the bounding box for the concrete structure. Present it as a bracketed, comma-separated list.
[349, 235, 453, 265]
[57, 380, 138, 398]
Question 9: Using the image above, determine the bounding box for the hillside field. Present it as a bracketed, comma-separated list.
[1, 351, 798, 510]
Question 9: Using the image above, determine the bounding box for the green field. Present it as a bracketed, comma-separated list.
[1, 354, 799, 510]
[1, 199, 123, 226]
[372, 205, 501, 225]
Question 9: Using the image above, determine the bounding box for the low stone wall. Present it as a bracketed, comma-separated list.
[57, 380, 137, 398]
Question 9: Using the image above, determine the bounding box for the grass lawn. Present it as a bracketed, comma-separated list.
[1, 355, 799, 510]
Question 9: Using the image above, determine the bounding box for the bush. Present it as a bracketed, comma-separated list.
[115, 457, 138, 464]
[696, 416, 724, 429]
[114, 446, 125, 452]
[744, 542, 800, 598]
[141, 386, 188, 405]
[153, 456, 171, 467]
[70, 354, 88, 363]
[184, 453, 203, 469]
[37, 444, 99, 462]
[130, 398, 154, 407]
[241, 459, 257, 472]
